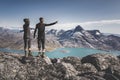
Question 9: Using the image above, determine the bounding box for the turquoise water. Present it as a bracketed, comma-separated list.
[45, 48, 120, 58]
[0, 48, 120, 58]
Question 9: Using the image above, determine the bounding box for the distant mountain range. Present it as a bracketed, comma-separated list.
[47, 25, 120, 51]
[0, 25, 120, 51]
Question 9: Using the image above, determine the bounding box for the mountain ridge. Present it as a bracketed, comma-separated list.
[0, 26, 120, 51]
[50, 25, 120, 51]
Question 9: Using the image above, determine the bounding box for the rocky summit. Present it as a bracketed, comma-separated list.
[0, 52, 120, 80]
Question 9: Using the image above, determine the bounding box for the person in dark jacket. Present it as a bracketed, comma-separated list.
[23, 18, 32, 57]
[34, 17, 57, 55]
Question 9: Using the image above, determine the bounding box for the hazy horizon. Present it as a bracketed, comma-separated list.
[0, 0, 120, 34]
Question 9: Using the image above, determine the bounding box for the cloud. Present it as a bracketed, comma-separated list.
[48, 19, 120, 29]
[80, 19, 120, 26]
[0, 19, 120, 34]
[47, 19, 120, 34]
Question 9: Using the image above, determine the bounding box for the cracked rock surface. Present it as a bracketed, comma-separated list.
[0, 52, 120, 80]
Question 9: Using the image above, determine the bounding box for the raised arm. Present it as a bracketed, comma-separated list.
[33, 26, 37, 38]
[45, 21, 58, 26]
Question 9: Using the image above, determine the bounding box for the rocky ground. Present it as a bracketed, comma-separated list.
[0, 52, 120, 80]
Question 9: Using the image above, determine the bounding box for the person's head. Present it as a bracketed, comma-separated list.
[39, 17, 44, 23]
[23, 18, 30, 24]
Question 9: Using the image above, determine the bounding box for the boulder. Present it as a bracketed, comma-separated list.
[81, 53, 120, 71]
[54, 62, 78, 79]
[77, 63, 98, 74]
[61, 56, 81, 66]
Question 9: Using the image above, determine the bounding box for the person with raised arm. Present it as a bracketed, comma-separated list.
[34, 17, 58, 57]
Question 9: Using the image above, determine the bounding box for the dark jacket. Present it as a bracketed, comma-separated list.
[34, 22, 57, 39]
[23, 24, 31, 39]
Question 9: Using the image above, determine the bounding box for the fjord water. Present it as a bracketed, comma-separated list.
[0, 48, 120, 58]
[45, 48, 120, 58]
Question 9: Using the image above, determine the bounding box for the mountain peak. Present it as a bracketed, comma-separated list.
[46, 29, 57, 35]
[74, 25, 84, 32]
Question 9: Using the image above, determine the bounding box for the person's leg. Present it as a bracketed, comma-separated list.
[41, 37, 45, 52]
[38, 38, 42, 52]
[24, 39, 28, 57]
[37, 38, 42, 56]
[28, 39, 32, 56]
[41, 37, 45, 58]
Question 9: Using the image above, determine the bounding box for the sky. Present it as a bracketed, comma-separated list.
[0, 0, 120, 34]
